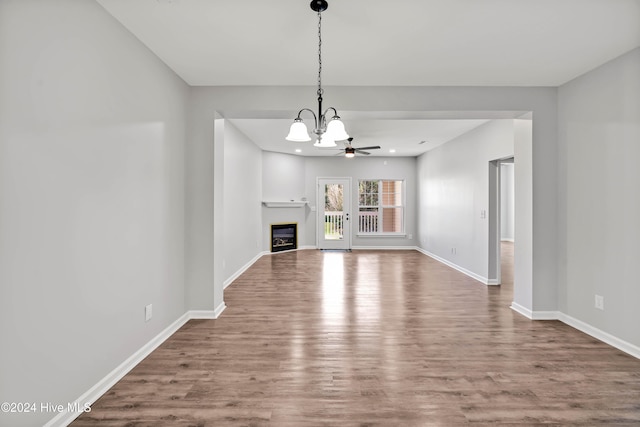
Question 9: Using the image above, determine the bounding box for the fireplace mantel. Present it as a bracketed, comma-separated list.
[262, 201, 308, 208]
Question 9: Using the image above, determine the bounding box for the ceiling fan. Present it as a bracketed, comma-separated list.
[334, 138, 381, 158]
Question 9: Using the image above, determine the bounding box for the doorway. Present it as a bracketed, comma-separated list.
[317, 177, 352, 250]
[488, 157, 515, 285]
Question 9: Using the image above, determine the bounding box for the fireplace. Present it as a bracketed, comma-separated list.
[271, 223, 297, 253]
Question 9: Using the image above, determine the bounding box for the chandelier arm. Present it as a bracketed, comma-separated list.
[323, 107, 338, 118]
[296, 108, 320, 132]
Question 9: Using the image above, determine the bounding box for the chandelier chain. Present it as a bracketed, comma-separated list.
[317, 10, 323, 97]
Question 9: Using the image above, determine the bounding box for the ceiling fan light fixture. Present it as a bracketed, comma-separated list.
[344, 147, 356, 158]
[286, 118, 312, 142]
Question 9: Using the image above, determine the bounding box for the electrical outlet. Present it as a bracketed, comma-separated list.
[408, 234, 413, 240]
[595, 295, 604, 310]
[145, 304, 153, 321]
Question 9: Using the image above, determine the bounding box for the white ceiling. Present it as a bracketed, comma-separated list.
[97, 0, 640, 156]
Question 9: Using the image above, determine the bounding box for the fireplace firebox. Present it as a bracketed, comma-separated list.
[271, 223, 297, 253]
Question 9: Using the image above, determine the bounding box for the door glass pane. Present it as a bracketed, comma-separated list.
[324, 184, 343, 240]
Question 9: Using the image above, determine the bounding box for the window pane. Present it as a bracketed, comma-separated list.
[358, 179, 403, 234]
[381, 180, 402, 206]
[382, 207, 403, 233]
[358, 207, 378, 233]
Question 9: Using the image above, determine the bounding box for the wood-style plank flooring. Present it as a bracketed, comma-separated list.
[73, 244, 640, 425]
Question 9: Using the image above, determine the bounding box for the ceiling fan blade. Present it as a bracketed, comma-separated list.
[356, 146, 381, 150]
[356, 150, 371, 155]
[334, 151, 346, 156]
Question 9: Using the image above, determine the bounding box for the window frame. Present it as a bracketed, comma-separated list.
[357, 179, 406, 236]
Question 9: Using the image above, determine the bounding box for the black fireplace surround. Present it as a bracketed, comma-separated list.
[271, 223, 297, 253]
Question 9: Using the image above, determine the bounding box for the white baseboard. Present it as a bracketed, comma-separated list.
[46, 307, 226, 427]
[501, 238, 515, 242]
[415, 247, 490, 285]
[558, 312, 640, 360]
[511, 303, 560, 320]
[352, 245, 416, 250]
[510, 301, 533, 318]
[532, 310, 561, 320]
[211, 301, 226, 318]
[224, 252, 268, 289]
[223, 247, 318, 290]
[510, 303, 640, 360]
[188, 301, 226, 319]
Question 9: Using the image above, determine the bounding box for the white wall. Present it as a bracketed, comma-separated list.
[0, 2, 189, 426]
[501, 163, 515, 241]
[222, 121, 263, 282]
[262, 152, 306, 201]
[513, 119, 534, 310]
[416, 120, 515, 282]
[558, 48, 640, 347]
[261, 152, 308, 249]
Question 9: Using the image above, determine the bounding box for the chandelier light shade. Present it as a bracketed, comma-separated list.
[313, 135, 337, 148]
[325, 116, 349, 141]
[285, 118, 312, 142]
[286, 0, 349, 146]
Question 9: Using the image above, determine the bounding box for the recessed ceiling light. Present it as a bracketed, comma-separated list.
[389, 149, 396, 153]
[295, 149, 302, 153]
[419, 140, 427, 145]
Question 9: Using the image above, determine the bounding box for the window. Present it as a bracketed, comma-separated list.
[358, 180, 404, 234]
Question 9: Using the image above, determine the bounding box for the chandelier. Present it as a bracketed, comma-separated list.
[285, 0, 349, 148]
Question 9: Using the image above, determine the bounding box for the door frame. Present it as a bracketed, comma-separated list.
[317, 177, 352, 250]
[488, 156, 515, 285]
[488, 160, 501, 285]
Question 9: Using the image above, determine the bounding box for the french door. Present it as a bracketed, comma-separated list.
[317, 178, 351, 250]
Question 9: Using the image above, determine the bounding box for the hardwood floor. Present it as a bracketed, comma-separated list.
[73, 244, 640, 425]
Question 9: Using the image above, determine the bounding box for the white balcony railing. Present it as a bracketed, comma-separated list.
[358, 211, 378, 233]
[324, 211, 380, 236]
[324, 211, 343, 239]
